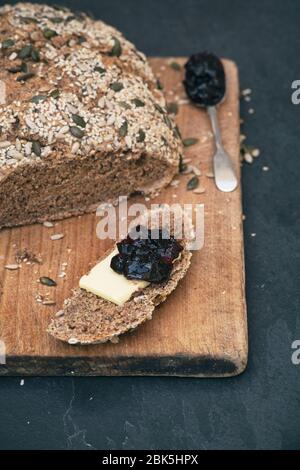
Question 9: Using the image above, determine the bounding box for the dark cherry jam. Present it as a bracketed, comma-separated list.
[110, 225, 183, 283]
[184, 51, 226, 107]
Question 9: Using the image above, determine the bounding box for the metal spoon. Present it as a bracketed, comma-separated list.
[208, 105, 238, 192]
[184, 52, 238, 192]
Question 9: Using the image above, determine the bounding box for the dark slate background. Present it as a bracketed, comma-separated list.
[0, 0, 300, 450]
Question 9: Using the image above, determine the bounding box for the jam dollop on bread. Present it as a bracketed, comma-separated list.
[111, 225, 183, 283]
[184, 51, 226, 106]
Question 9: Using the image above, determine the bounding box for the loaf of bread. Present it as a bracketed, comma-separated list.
[47, 208, 192, 345]
[0, 3, 182, 228]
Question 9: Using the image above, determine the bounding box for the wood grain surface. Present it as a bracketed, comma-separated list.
[0, 58, 247, 377]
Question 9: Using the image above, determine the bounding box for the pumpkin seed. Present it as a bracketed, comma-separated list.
[18, 44, 32, 59]
[187, 175, 199, 190]
[179, 155, 187, 173]
[50, 17, 64, 23]
[109, 36, 122, 57]
[7, 66, 22, 73]
[77, 35, 86, 44]
[118, 101, 131, 110]
[43, 28, 58, 39]
[32, 141, 41, 156]
[131, 98, 145, 107]
[50, 89, 59, 99]
[156, 79, 163, 90]
[163, 114, 173, 129]
[183, 137, 199, 147]
[154, 103, 164, 114]
[70, 126, 84, 139]
[21, 61, 28, 73]
[72, 114, 86, 128]
[170, 61, 181, 71]
[167, 102, 178, 115]
[119, 120, 128, 137]
[20, 16, 38, 24]
[2, 38, 15, 49]
[173, 125, 181, 139]
[31, 48, 40, 62]
[31, 94, 47, 103]
[39, 276, 57, 287]
[94, 66, 106, 74]
[137, 129, 145, 142]
[17, 72, 35, 82]
[109, 82, 123, 92]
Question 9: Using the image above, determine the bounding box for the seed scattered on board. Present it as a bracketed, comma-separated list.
[43, 221, 54, 228]
[5, 264, 19, 270]
[50, 233, 64, 241]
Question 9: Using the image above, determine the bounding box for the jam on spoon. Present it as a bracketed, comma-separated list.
[184, 51, 226, 107]
[110, 225, 183, 283]
[184, 51, 238, 193]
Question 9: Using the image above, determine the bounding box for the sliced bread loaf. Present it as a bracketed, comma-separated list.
[47, 209, 192, 345]
[0, 3, 181, 228]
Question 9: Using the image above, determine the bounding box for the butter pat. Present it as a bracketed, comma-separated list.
[79, 248, 149, 306]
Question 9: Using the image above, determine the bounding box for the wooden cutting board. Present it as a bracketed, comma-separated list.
[0, 58, 247, 377]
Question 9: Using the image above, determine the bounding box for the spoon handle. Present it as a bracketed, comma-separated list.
[208, 106, 238, 192]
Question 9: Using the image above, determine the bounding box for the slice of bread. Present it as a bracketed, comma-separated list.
[47, 209, 193, 345]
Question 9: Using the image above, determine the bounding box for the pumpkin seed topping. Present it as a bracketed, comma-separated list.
[31, 48, 40, 62]
[20, 16, 38, 24]
[39, 276, 57, 287]
[167, 102, 178, 115]
[17, 72, 35, 82]
[154, 103, 164, 114]
[72, 114, 86, 128]
[7, 66, 22, 73]
[187, 175, 199, 190]
[31, 94, 47, 103]
[70, 126, 84, 139]
[49, 89, 59, 99]
[43, 28, 58, 39]
[179, 155, 187, 173]
[109, 82, 123, 92]
[50, 17, 64, 24]
[119, 120, 128, 137]
[32, 141, 41, 156]
[131, 98, 145, 107]
[109, 36, 122, 57]
[94, 66, 106, 74]
[2, 38, 15, 49]
[156, 79, 163, 90]
[118, 101, 131, 110]
[137, 128, 146, 142]
[163, 114, 173, 129]
[21, 62, 28, 73]
[183, 137, 199, 147]
[18, 44, 32, 59]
